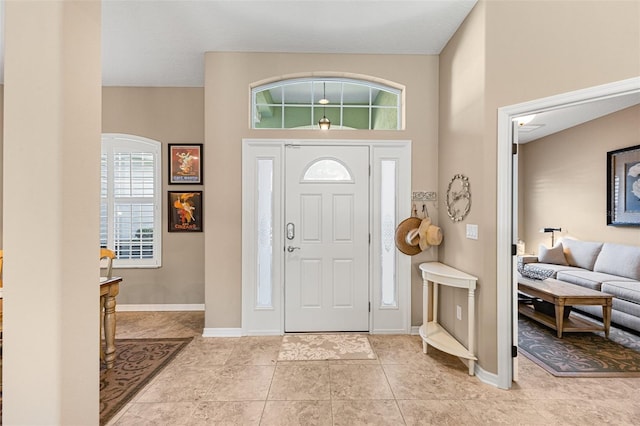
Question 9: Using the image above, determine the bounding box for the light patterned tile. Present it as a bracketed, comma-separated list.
[204, 365, 275, 401]
[112, 402, 197, 425]
[463, 399, 556, 425]
[224, 336, 281, 366]
[260, 400, 332, 426]
[105, 311, 640, 426]
[332, 400, 404, 426]
[382, 363, 452, 400]
[191, 401, 264, 425]
[268, 363, 331, 400]
[397, 399, 477, 426]
[329, 364, 393, 400]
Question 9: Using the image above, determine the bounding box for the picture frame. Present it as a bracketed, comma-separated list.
[168, 191, 203, 232]
[607, 144, 640, 226]
[168, 144, 203, 184]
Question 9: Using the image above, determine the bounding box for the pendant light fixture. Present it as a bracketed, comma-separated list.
[318, 82, 331, 130]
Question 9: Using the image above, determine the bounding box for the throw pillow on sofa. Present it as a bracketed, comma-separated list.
[538, 244, 568, 265]
[517, 257, 554, 280]
[561, 239, 603, 270]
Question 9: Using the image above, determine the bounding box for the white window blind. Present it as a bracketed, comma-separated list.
[101, 134, 162, 268]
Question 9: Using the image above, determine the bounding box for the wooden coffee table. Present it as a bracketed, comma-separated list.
[518, 276, 613, 338]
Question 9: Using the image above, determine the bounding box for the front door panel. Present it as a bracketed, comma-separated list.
[284, 145, 370, 332]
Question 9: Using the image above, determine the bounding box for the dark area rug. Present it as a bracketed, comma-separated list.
[518, 315, 640, 377]
[100, 337, 192, 425]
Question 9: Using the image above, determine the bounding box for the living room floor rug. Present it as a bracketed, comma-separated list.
[518, 315, 640, 377]
[100, 337, 192, 425]
[277, 334, 377, 361]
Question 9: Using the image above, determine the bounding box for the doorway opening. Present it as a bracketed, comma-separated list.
[496, 77, 640, 389]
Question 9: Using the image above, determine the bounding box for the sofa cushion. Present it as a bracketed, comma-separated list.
[601, 281, 640, 304]
[593, 243, 640, 281]
[556, 270, 634, 291]
[538, 244, 568, 265]
[612, 297, 640, 317]
[561, 239, 603, 271]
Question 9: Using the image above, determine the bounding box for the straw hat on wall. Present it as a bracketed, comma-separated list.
[395, 217, 443, 255]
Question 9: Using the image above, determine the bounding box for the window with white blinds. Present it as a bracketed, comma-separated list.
[101, 134, 162, 268]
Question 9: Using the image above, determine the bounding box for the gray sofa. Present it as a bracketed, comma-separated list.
[520, 238, 640, 333]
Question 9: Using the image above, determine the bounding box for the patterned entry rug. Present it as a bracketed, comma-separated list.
[100, 337, 192, 425]
[518, 316, 640, 377]
[278, 334, 377, 361]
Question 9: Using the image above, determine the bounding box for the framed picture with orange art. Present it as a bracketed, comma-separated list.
[168, 191, 203, 232]
[168, 144, 203, 184]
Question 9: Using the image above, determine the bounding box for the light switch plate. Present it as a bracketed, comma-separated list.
[466, 224, 478, 240]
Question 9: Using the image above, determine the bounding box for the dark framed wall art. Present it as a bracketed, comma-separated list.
[607, 144, 640, 226]
[168, 191, 203, 232]
[168, 144, 203, 184]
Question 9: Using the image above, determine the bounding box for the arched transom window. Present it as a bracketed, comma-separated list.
[252, 77, 402, 130]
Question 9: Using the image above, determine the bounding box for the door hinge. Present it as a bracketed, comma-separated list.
[369, 233, 371, 245]
[368, 302, 371, 312]
[511, 244, 517, 256]
[369, 165, 371, 176]
[512, 143, 518, 155]
[512, 345, 518, 357]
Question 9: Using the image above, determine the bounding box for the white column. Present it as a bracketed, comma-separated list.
[3, 1, 101, 424]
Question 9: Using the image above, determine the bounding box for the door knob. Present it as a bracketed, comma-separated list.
[287, 246, 301, 253]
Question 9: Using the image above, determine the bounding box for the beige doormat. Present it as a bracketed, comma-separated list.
[277, 334, 377, 361]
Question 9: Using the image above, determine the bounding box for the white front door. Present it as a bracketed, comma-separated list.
[284, 145, 370, 332]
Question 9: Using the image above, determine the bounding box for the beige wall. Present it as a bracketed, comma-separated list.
[3, 1, 102, 422]
[440, 0, 640, 374]
[102, 87, 205, 305]
[521, 105, 640, 252]
[438, 0, 488, 354]
[0, 85, 3, 243]
[204, 52, 440, 329]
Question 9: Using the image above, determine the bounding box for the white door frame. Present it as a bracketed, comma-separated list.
[496, 77, 640, 389]
[242, 139, 412, 336]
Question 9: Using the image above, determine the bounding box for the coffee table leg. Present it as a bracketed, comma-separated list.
[555, 301, 565, 338]
[602, 299, 612, 338]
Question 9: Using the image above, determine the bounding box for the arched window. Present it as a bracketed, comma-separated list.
[101, 134, 162, 268]
[302, 158, 353, 182]
[252, 77, 402, 130]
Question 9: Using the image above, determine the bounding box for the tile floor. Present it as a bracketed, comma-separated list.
[108, 311, 640, 425]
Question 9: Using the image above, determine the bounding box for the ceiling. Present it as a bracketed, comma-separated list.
[0, 0, 638, 142]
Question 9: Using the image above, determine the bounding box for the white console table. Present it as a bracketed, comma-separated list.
[419, 262, 478, 375]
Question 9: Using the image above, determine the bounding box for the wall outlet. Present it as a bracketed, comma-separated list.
[456, 305, 462, 321]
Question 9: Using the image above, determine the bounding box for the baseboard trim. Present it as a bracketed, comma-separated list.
[245, 330, 282, 336]
[117, 304, 205, 312]
[475, 362, 500, 388]
[203, 328, 243, 337]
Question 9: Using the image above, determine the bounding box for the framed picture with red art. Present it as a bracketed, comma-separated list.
[168, 144, 203, 184]
[168, 191, 203, 232]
